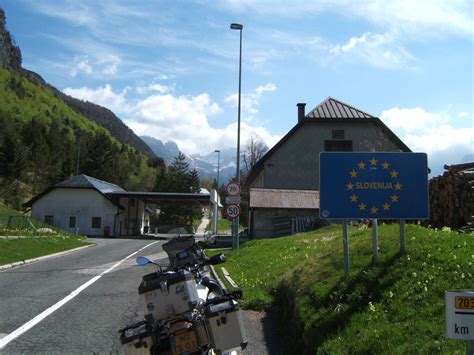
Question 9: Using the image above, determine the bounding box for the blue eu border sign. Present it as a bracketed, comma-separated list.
[320, 152, 429, 220]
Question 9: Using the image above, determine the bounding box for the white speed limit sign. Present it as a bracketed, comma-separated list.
[226, 204, 240, 218]
[226, 181, 241, 196]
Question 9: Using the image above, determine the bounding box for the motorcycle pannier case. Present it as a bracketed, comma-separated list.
[205, 300, 248, 353]
[119, 321, 154, 355]
[138, 270, 199, 319]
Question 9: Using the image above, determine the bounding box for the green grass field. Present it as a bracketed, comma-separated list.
[0, 236, 89, 265]
[206, 218, 234, 233]
[212, 224, 473, 353]
[0, 201, 91, 266]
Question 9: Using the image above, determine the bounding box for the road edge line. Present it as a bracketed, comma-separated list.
[0, 244, 95, 271]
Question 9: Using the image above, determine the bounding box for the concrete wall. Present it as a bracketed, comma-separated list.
[116, 197, 148, 236]
[254, 121, 402, 190]
[31, 188, 118, 236]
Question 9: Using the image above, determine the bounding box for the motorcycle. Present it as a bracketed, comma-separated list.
[119, 235, 248, 355]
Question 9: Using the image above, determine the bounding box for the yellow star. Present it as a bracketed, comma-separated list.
[358, 202, 367, 211]
[391, 194, 399, 203]
[382, 161, 390, 170]
[350, 170, 358, 178]
[370, 206, 378, 215]
[350, 194, 358, 202]
[369, 158, 377, 166]
[390, 170, 399, 178]
[346, 182, 354, 190]
[383, 202, 391, 211]
[358, 161, 366, 170]
[395, 182, 402, 190]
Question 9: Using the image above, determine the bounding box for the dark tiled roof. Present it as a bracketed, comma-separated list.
[56, 174, 125, 193]
[244, 97, 411, 188]
[306, 97, 374, 119]
[24, 174, 125, 208]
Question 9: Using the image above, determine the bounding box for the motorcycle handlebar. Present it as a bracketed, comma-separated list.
[203, 253, 226, 266]
[205, 290, 243, 306]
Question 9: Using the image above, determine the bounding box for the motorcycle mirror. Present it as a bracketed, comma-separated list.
[136, 256, 152, 266]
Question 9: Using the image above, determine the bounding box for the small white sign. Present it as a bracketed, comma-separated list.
[226, 204, 240, 218]
[225, 196, 241, 204]
[226, 182, 241, 196]
[446, 290, 474, 340]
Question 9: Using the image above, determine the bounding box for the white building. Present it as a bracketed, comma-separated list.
[26, 174, 211, 237]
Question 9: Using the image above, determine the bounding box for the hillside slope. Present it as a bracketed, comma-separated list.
[0, 7, 154, 159]
[217, 224, 472, 354]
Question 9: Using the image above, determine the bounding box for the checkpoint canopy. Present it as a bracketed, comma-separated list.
[319, 152, 428, 219]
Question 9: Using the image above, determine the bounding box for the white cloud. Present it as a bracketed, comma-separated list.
[70, 56, 93, 77]
[63, 82, 281, 156]
[380, 107, 448, 132]
[68, 53, 122, 78]
[98, 55, 121, 75]
[129, 90, 280, 155]
[380, 107, 474, 176]
[136, 83, 174, 95]
[329, 32, 415, 69]
[218, 0, 473, 38]
[225, 83, 276, 117]
[63, 84, 130, 114]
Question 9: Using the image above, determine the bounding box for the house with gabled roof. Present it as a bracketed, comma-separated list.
[25, 174, 211, 237]
[245, 97, 411, 238]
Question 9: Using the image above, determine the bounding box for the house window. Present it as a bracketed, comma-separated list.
[69, 216, 76, 228]
[332, 130, 345, 139]
[324, 140, 353, 151]
[44, 215, 54, 225]
[92, 217, 101, 229]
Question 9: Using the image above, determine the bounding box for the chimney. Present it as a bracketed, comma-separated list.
[297, 103, 306, 123]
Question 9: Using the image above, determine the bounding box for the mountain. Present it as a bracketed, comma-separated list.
[141, 136, 180, 163]
[141, 135, 236, 184]
[0, 10, 21, 72]
[55, 93, 155, 158]
[0, 8, 154, 159]
[0, 8, 160, 208]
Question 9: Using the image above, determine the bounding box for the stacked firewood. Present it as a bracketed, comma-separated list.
[428, 162, 474, 231]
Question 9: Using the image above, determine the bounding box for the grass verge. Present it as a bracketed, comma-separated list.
[0, 201, 92, 266]
[206, 219, 234, 233]
[211, 224, 473, 353]
[0, 236, 90, 266]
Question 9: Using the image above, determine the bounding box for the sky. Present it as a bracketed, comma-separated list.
[2, 0, 473, 177]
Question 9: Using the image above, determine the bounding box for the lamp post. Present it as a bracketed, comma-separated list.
[230, 22, 242, 250]
[214, 149, 220, 236]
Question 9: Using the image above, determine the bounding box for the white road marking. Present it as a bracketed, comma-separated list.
[74, 252, 168, 275]
[0, 241, 159, 349]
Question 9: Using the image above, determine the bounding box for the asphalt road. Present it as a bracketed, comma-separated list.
[0, 238, 283, 354]
[0, 238, 168, 354]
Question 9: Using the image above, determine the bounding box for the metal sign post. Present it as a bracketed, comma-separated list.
[400, 220, 406, 254]
[343, 220, 350, 273]
[225, 182, 241, 250]
[372, 219, 379, 264]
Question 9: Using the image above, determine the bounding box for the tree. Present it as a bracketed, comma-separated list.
[242, 134, 268, 173]
[154, 153, 202, 228]
[82, 131, 116, 181]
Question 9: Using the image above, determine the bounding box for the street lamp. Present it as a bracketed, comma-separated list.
[230, 22, 243, 250]
[213, 149, 220, 236]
